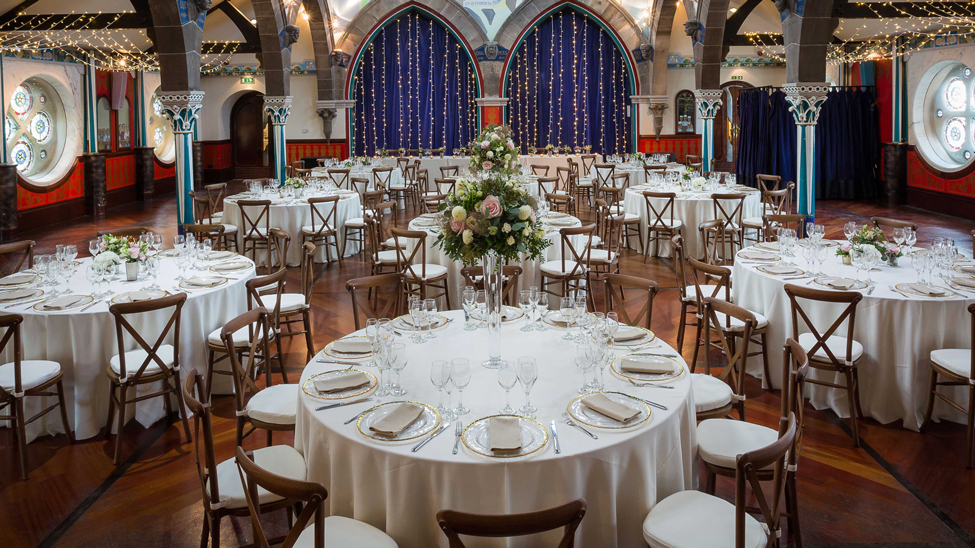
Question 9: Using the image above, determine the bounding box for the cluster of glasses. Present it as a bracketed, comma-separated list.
[407, 296, 440, 343]
[573, 314, 620, 394]
[646, 153, 670, 164]
[923, 237, 961, 284]
[171, 234, 212, 281]
[364, 318, 407, 398]
[495, 356, 538, 417]
[776, 228, 799, 265]
[558, 292, 591, 342]
[247, 179, 280, 195]
[35, 244, 79, 297]
[319, 158, 339, 169]
[430, 358, 471, 421]
[799, 223, 830, 276]
[892, 226, 917, 256]
[516, 286, 549, 332]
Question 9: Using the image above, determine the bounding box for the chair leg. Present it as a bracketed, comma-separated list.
[921, 369, 938, 431]
[199, 512, 210, 548]
[173, 372, 193, 443]
[690, 319, 703, 373]
[105, 383, 116, 439]
[303, 310, 314, 362]
[275, 333, 287, 385]
[968, 385, 975, 469]
[211, 514, 221, 548]
[704, 470, 716, 495]
[786, 473, 803, 548]
[760, 332, 772, 391]
[844, 369, 860, 447]
[15, 398, 28, 480]
[852, 368, 864, 419]
[236, 417, 244, 447]
[56, 380, 74, 443]
[113, 384, 128, 465]
[677, 302, 688, 353]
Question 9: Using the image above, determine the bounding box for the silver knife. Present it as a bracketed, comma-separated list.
[452, 421, 462, 455]
[80, 297, 106, 312]
[412, 422, 450, 452]
[623, 393, 669, 411]
[316, 359, 363, 366]
[344, 408, 371, 425]
[550, 420, 561, 454]
[315, 397, 374, 411]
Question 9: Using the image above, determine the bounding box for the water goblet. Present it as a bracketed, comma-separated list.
[462, 286, 476, 331]
[904, 228, 917, 254]
[365, 318, 379, 367]
[451, 358, 471, 416]
[591, 335, 609, 390]
[606, 311, 620, 352]
[802, 242, 817, 274]
[573, 293, 588, 342]
[516, 357, 538, 417]
[174, 234, 185, 250]
[430, 360, 448, 412]
[534, 293, 549, 331]
[475, 290, 487, 329]
[423, 298, 438, 339]
[441, 371, 456, 421]
[497, 363, 518, 415]
[559, 297, 576, 341]
[843, 221, 858, 242]
[518, 290, 533, 332]
[152, 234, 163, 255]
[408, 296, 425, 344]
[575, 344, 593, 394]
[86, 264, 102, 297]
[89, 239, 100, 258]
[388, 343, 408, 397]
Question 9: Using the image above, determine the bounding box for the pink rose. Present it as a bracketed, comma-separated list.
[841, 245, 852, 252]
[482, 160, 493, 170]
[480, 195, 502, 219]
[530, 210, 536, 223]
[481, 141, 490, 150]
[129, 246, 141, 260]
[99, 241, 108, 250]
[450, 219, 466, 233]
[507, 140, 515, 149]
[887, 244, 900, 254]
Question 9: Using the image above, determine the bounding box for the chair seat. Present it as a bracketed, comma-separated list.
[683, 284, 729, 303]
[540, 260, 584, 276]
[622, 213, 640, 223]
[710, 310, 769, 331]
[648, 219, 683, 230]
[109, 345, 175, 377]
[691, 373, 734, 413]
[344, 217, 366, 228]
[300, 225, 336, 236]
[421, 191, 441, 198]
[383, 237, 405, 249]
[931, 349, 972, 378]
[376, 250, 399, 265]
[208, 445, 306, 510]
[259, 293, 307, 313]
[589, 249, 617, 263]
[294, 515, 399, 548]
[697, 418, 778, 470]
[643, 490, 767, 548]
[741, 216, 764, 229]
[208, 325, 270, 348]
[0, 360, 61, 392]
[798, 332, 863, 364]
[245, 384, 298, 425]
[404, 264, 448, 280]
[212, 212, 223, 221]
[576, 181, 594, 188]
[243, 227, 275, 239]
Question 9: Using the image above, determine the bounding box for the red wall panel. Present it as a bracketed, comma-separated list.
[637, 135, 701, 163]
[17, 160, 84, 210]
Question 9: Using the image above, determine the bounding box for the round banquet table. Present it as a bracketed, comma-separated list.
[407, 214, 584, 305]
[623, 184, 762, 260]
[733, 247, 975, 430]
[3, 253, 255, 442]
[294, 310, 697, 548]
[222, 190, 362, 267]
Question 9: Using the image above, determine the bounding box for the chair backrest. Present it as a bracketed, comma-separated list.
[600, 214, 625, 261]
[373, 167, 394, 190]
[757, 174, 782, 193]
[236, 200, 271, 240]
[437, 499, 587, 548]
[545, 192, 574, 213]
[781, 338, 810, 468]
[404, 163, 418, 186]
[0, 314, 23, 401]
[300, 243, 316, 307]
[643, 192, 676, 229]
[556, 166, 571, 192]
[643, 165, 667, 182]
[350, 177, 369, 197]
[222, 307, 275, 413]
[604, 274, 657, 330]
[734, 413, 798, 548]
[531, 164, 550, 177]
[593, 163, 615, 190]
[870, 216, 917, 233]
[764, 214, 807, 240]
[440, 166, 459, 178]
[181, 369, 222, 515]
[362, 189, 385, 213]
[294, 167, 313, 178]
[434, 178, 456, 195]
[346, 273, 405, 330]
[307, 196, 340, 236]
[396, 157, 409, 172]
[702, 297, 754, 399]
[537, 177, 558, 195]
[390, 227, 430, 279]
[0, 240, 34, 275]
[193, 194, 215, 223]
[712, 193, 747, 231]
[184, 223, 226, 246]
[671, 234, 690, 301]
[374, 201, 399, 242]
[580, 154, 596, 177]
[688, 257, 733, 312]
[783, 283, 862, 368]
[204, 183, 227, 213]
[699, 219, 728, 266]
[109, 293, 186, 383]
[236, 446, 330, 548]
[599, 186, 624, 208]
[763, 185, 793, 215]
[558, 223, 596, 277]
[327, 168, 350, 189]
[246, 268, 286, 318]
[269, 228, 291, 270]
[460, 265, 523, 306]
[97, 227, 150, 238]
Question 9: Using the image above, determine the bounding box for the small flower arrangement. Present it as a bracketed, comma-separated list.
[633, 152, 645, 163]
[418, 147, 426, 156]
[355, 155, 371, 166]
[836, 224, 903, 261]
[469, 125, 519, 177]
[397, 147, 406, 156]
[582, 145, 592, 153]
[435, 175, 551, 266]
[690, 176, 706, 191]
[284, 177, 305, 189]
[101, 235, 149, 263]
[527, 146, 536, 155]
[562, 145, 572, 154]
[545, 144, 555, 154]
[93, 250, 121, 267]
[377, 148, 388, 157]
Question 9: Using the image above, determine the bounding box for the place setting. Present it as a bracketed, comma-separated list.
[321, 336, 373, 361]
[566, 392, 652, 431]
[303, 369, 378, 401]
[177, 276, 230, 291]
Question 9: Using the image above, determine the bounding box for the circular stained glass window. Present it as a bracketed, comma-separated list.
[945, 117, 966, 151]
[154, 126, 164, 147]
[12, 139, 32, 171]
[29, 111, 51, 142]
[945, 78, 967, 111]
[10, 84, 32, 120]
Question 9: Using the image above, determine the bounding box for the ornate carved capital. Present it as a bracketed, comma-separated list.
[263, 95, 293, 125]
[282, 24, 301, 48]
[694, 89, 723, 120]
[649, 102, 668, 140]
[639, 43, 654, 63]
[316, 107, 337, 141]
[157, 90, 205, 134]
[774, 0, 790, 16]
[783, 83, 830, 126]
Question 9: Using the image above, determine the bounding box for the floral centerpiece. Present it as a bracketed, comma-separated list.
[633, 151, 645, 163]
[582, 145, 592, 153]
[343, 159, 355, 168]
[418, 147, 426, 157]
[469, 124, 519, 177]
[527, 146, 536, 155]
[101, 234, 150, 280]
[284, 177, 305, 189]
[837, 224, 903, 264]
[397, 147, 406, 156]
[690, 176, 706, 191]
[545, 144, 555, 155]
[377, 148, 388, 157]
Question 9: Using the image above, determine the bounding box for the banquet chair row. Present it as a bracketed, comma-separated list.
[461, 265, 524, 307]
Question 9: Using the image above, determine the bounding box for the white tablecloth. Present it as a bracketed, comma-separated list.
[733, 250, 975, 430]
[6, 254, 254, 442]
[222, 191, 362, 266]
[623, 185, 762, 259]
[295, 310, 697, 547]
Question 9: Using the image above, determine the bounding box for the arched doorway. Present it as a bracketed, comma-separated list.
[231, 91, 272, 179]
[713, 81, 753, 172]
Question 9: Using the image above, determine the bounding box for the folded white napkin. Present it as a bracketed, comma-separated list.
[330, 339, 372, 353]
[614, 326, 647, 342]
[826, 278, 855, 290]
[127, 290, 153, 302]
[960, 266, 975, 274]
[757, 242, 781, 251]
[185, 276, 223, 288]
[582, 394, 640, 423]
[621, 357, 674, 375]
[206, 251, 235, 261]
[40, 295, 84, 310]
[0, 289, 35, 302]
[952, 276, 975, 289]
[548, 212, 570, 219]
[546, 217, 576, 226]
[401, 315, 442, 328]
[739, 251, 777, 260]
[212, 262, 250, 272]
[489, 416, 522, 451]
[0, 274, 35, 286]
[907, 283, 946, 296]
[314, 371, 370, 394]
[763, 265, 799, 275]
[369, 403, 424, 437]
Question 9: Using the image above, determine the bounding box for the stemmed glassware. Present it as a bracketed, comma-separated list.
[575, 344, 593, 394]
[534, 293, 548, 331]
[409, 296, 425, 344]
[590, 335, 609, 391]
[518, 290, 533, 332]
[475, 290, 487, 329]
[86, 263, 104, 297]
[904, 228, 917, 255]
[605, 312, 620, 358]
[430, 360, 449, 415]
[365, 318, 379, 367]
[89, 239, 100, 258]
[816, 242, 829, 277]
[462, 286, 477, 331]
[516, 357, 538, 418]
[451, 358, 471, 416]
[497, 363, 518, 415]
[175, 247, 191, 281]
[388, 343, 407, 396]
[374, 344, 391, 398]
[573, 294, 588, 343]
[423, 298, 438, 339]
[559, 297, 576, 341]
[843, 221, 858, 243]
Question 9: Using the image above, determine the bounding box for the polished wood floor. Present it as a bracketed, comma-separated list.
[2, 189, 975, 548]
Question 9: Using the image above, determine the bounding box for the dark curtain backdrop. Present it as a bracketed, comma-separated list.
[352, 9, 478, 156]
[505, 7, 632, 154]
[735, 88, 880, 200]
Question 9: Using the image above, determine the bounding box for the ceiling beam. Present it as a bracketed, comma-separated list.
[0, 12, 149, 30]
[208, 0, 260, 46]
[0, 0, 38, 27]
[833, 2, 975, 18]
[723, 0, 763, 45]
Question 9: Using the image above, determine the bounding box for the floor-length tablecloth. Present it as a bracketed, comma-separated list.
[295, 310, 697, 548]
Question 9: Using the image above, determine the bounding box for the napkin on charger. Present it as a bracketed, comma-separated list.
[907, 283, 946, 296]
[40, 295, 84, 310]
[826, 278, 855, 290]
[0, 274, 35, 286]
[762, 265, 799, 275]
[330, 339, 372, 353]
[0, 288, 35, 302]
[369, 403, 424, 437]
[621, 357, 673, 375]
[739, 251, 777, 260]
[489, 416, 522, 451]
[185, 276, 223, 288]
[952, 276, 975, 289]
[614, 326, 647, 342]
[581, 394, 640, 423]
[314, 371, 371, 393]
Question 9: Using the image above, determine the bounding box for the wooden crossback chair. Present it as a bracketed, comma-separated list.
[327, 168, 350, 190]
[437, 499, 587, 548]
[97, 226, 150, 238]
[191, 196, 238, 251]
[372, 166, 394, 194]
[556, 166, 572, 195]
[106, 293, 191, 464]
[204, 182, 227, 217]
[390, 227, 451, 309]
[699, 219, 730, 267]
[644, 165, 667, 184]
[365, 215, 400, 279]
[237, 200, 279, 269]
[347, 273, 406, 330]
[593, 163, 615, 195]
[642, 192, 682, 262]
[184, 223, 227, 251]
[586, 213, 624, 290]
[263, 244, 317, 363]
[923, 303, 975, 467]
[538, 177, 559, 195]
[531, 164, 550, 177]
[396, 156, 410, 173]
[541, 223, 596, 308]
[712, 192, 747, 255]
[784, 283, 864, 446]
[0, 240, 34, 275]
[604, 273, 658, 331]
[764, 214, 807, 241]
[301, 196, 342, 265]
[672, 234, 701, 355]
[245, 268, 288, 383]
[580, 154, 597, 177]
[461, 265, 523, 307]
[870, 216, 918, 235]
[699, 297, 752, 421]
[350, 177, 370, 198]
[545, 192, 575, 215]
[744, 184, 794, 244]
[757, 173, 782, 194]
[440, 165, 459, 179]
[294, 167, 313, 179]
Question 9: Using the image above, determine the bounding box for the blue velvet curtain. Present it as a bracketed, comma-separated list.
[505, 7, 632, 154]
[351, 9, 478, 156]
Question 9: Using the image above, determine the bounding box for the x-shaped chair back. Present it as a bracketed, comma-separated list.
[0, 240, 34, 275]
[699, 219, 728, 266]
[346, 273, 405, 330]
[712, 193, 747, 232]
[580, 154, 597, 177]
[784, 283, 862, 370]
[594, 163, 615, 193]
[537, 177, 558, 195]
[237, 200, 271, 240]
[204, 183, 226, 214]
[603, 274, 657, 330]
[531, 164, 549, 177]
[757, 174, 782, 194]
[109, 293, 186, 384]
[437, 499, 587, 548]
[193, 195, 215, 223]
[391, 227, 431, 280]
[396, 157, 409, 173]
[556, 167, 571, 193]
[460, 265, 523, 306]
[643, 192, 677, 231]
[735, 413, 797, 548]
[558, 223, 596, 279]
[434, 178, 456, 195]
[701, 297, 752, 398]
[764, 214, 807, 240]
[306, 196, 340, 237]
[440, 166, 459, 178]
[373, 167, 394, 191]
[763, 185, 793, 215]
[181, 370, 223, 513]
[327, 169, 350, 190]
[222, 307, 275, 415]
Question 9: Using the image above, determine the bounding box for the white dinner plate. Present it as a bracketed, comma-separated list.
[567, 392, 651, 430]
[611, 353, 684, 382]
[111, 289, 169, 304]
[322, 336, 372, 360]
[462, 415, 548, 459]
[357, 401, 440, 443]
[301, 369, 377, 401]
[392, 313, 449, 331]
[470, 305, 525, 323]
[0, 288, 43, 303]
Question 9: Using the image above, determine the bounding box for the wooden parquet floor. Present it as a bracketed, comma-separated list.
[2, 189, 975, 548]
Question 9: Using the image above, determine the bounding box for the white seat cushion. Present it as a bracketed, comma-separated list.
[697, 418, 778, 470]
[245, 384, 298, 425]
[212, 212, 224, 221]
[741, 216, 764, 228]
[648, 218, 683, 229]
[709, 310, 769, 331]
[798, 332, 863, 364]
[300, 224, 335, 235]
[344, 217, 366, 228]
[622, 213, 640, 223]
[691, 373, 734, 413]
[109, 345, 175, 377]
[294, 515, 399, 548]
[0, 360, 61, 392]
[376, 250, 399, 265]
[208, 445, 306, 510]
[643, 490, 767, 548]
[540, 260, 584, 276]
[404, 264, 448, 280]
[207, 325, 270, 347]
[383, 237, 405, 248]
[684, 284, 729, 303]
[591, 236, 603, 247]
[931, 349, 972, 378]
[589, 249, 617, 263]
[259, 293, 307, 313]
[242, 227, 270, 236]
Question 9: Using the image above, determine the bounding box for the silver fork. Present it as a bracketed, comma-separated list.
[561, 412, 598, 439]
[626, 378, 675, 389]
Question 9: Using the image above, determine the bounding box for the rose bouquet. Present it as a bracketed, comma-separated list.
[836, 224, 903, 262]
[468, 125, 519, 177]
[545, 144, 555, 155]
[101, 235, 149, 263]
[284, 177, 305, 189]
[377, 148, 388, 157]
[563, 145, 572, 155]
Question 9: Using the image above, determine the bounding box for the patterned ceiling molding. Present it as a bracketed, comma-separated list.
[666, 53, 785, 68]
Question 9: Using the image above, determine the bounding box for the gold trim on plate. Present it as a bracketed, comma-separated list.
[356, 401, 441, 443]
[610, 353, 684, 382]
[301, 369, 377, 400]
[461, 414, 549, 459]
[566, 392, 652, 430]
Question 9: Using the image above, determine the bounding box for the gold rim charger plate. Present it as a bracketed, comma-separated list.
[952, 264, 975, 278]
[111, 289, 169, 304]
[895, 282, 956, 298]
[0, 273, 41, 287]
[813, 277, 868, 290]
[32, 294, 94, 312]
[471, 305, 525, 323]
[209, 261, 253, 274]
[202, 251, 237, 261]
[610, 353, 684, 382]
[737, 251, 781, 262]
[392, 313, 450, 331]
[542, 310, 577, 329]
[322, 336, 372, 359]
[461, 415, 549, 459]
[302, 369, 377, 401]
[357, 401, 440, 443]
[611, 326, 655, 346]
[0, 288, 43, 303]
[567, 392, 651, 430]
[179, 276, 229, 290]
[757, 265, 805, 276]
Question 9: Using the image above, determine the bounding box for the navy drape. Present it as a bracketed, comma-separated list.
[351, 9, 478, 156]
[504, 8, 632, 154]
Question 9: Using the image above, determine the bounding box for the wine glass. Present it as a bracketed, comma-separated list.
[462, 286, 476, 331]
[573, 293, 588, 342]
[892, 228, 905, 250]
[535, 293, 549, 331]
[175, 248, 190, 281]
[904, 228, 917, 255]
[475, 290, 487, 329]
[423, 298, 438, 340]
[451, 358, 471, 416]
[152, 234, 163, 255]
[89, 239, 100, 258]
[913, 249, 926, 282]
[575, 344, 593, 394]
[559, 297, 576, 341]
[86, 263, 102, 297]
[408, 296, 425, 344]
[843, 221, 858, 242]
[802, 242, 817, 274]
[388, 343, 407, 397]
[591, 335, 609, 391]
[516, 356, 538, 417]
[816, 242, 829, 277]
[518, 290, 533, 332]
[497, 363, 518, 415]
[430, 360, 449, 414]
[365, 318, 379, 367]
[606, 311, 620, 351]
[174, 234, 185, 250]
[374, 344, 391, 398]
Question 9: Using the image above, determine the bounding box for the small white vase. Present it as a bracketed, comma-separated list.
[125, 261, 139, 281]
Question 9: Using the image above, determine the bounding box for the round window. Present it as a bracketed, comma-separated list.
[5, 77, 66, 179]
[148, 87, 174, 162]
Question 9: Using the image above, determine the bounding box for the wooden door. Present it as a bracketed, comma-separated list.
[231, 92, 272, 179]
[713, 81, 752, 172]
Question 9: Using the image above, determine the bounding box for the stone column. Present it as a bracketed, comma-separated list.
[0, 164, 18, 241]
[694, 89, 723, 171]
[630, 95, 651, 150]
[134, 147, 155, 201]
[83, 153, 107, 217]
[158, 91, 204, 228]
[317, 99, 355, 156]
[892, 37, 908, 143]
[884, 143, 908, 207]
[263, 96, 292, 183]
[83, 56, 98, 154]
[649, 95, 669, 141]
[475, 97, 509, 130]
[783, 83, 829, 218]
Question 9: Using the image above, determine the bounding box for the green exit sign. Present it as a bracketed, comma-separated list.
[240, 76, 255, 84]
[730, 75, 744, 80]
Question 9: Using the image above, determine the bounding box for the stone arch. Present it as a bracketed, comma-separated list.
[690, 0, 732, 90]
[250, 0, 293, 97]
[300, 0, 337, 101]
[146, 0, 204, 92]
[778, 0, 838, 83]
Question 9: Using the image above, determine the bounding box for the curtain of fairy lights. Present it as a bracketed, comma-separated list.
[505, 8, 632, 154]
[352, 10, 478, 156]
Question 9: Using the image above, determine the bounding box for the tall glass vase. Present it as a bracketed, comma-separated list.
[481, 252, 507, 369]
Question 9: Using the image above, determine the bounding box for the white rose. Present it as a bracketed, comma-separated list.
[517, 205, 532, 221]
[506, 236, 515, 245]
[523, 227, 531, 237]
[451, 206, 467, 221]
[487, 151, 494, 159]
[462, 229, 474, 245]
[502, 223, 511, 233]
[504, 154, 511, 161]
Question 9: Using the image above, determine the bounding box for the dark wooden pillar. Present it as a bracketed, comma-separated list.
[883, 143, 908, 207]
[134, 146, 155, 201]
[83, 153, 107, 216]
[193, 141, 204, 192]
[0, 165, 18, 242]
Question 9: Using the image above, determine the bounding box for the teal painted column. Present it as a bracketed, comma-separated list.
[694, 89, 722, 171]
[892, 37, 908, 143]
[158, 91, 205, 228]
[264, 96, 292, 184]
[83, 55, 98, 154]
[783, 83, 829, 218]
[133, 71, 147, 147]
